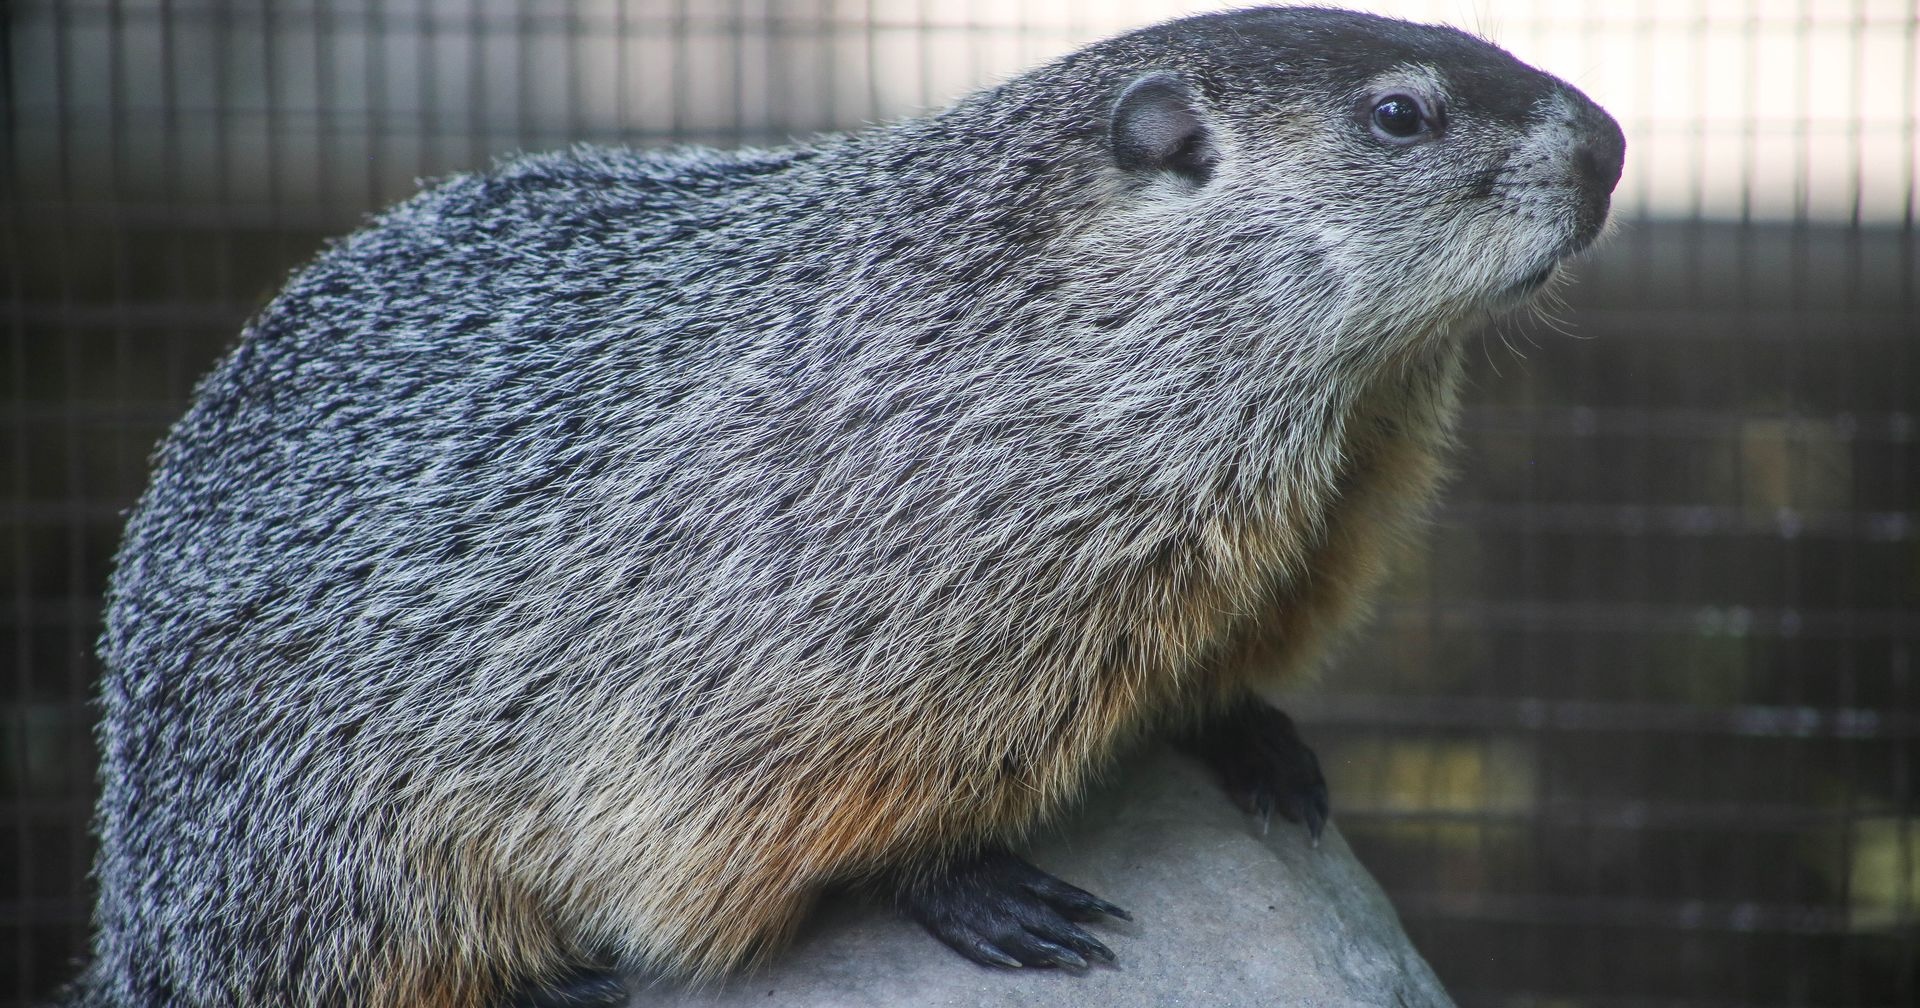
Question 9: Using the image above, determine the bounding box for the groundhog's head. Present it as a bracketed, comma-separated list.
[1072, 6, 1624, 333]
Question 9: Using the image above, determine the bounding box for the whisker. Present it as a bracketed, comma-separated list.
[1477, 326, 1505, 378]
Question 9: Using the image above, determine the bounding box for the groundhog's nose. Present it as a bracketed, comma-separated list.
[1572, 112, 1626, 194]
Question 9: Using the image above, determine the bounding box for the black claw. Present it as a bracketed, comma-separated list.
[1044, 921, 1116, 963]
[900, 848, 1128, 971]
[1176, 696, 1332, 842]
[1020, 872, 1131, 923]
[968, 941, 1024, 969]
[1271, 743, 1331, 841]
[1023, 938, 1087, 970]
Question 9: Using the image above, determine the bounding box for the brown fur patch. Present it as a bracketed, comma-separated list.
[1203, 349, 1462, 700]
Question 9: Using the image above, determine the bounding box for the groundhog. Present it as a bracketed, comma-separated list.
[76, 6, 1623, 1005]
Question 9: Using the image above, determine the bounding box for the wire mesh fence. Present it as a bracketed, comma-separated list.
[3, 1, 1915, 1005]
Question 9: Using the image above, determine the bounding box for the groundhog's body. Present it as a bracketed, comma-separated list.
[82, 8, 1620, 1005]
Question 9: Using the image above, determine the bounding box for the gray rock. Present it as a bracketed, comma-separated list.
[629, 746, 1454, 1007]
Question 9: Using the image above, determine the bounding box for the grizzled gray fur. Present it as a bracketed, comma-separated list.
[79, 6, 1622, 1006]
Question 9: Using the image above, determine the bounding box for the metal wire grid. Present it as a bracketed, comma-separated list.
[4, 2, 1916, 1005]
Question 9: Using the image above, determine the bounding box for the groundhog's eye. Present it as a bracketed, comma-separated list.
[1370, 94, 1428, 140]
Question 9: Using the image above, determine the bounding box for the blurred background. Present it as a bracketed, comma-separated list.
[3, 1, 1914, 1005]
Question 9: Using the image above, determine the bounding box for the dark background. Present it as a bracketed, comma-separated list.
[4, 2, 1915, 1006]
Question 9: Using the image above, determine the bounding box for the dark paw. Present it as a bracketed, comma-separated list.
[504, 964, 628, 1008]
[900, 848, 1131, 970]
[1182, 698, 1331, 841]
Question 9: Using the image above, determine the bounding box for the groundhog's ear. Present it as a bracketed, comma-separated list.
[1109, 72, 1216, 185]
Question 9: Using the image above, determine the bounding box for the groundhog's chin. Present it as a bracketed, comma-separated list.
[1488, 193, 1613, 307]
[1504, 260, 1559, 299]
[1496, 211, 1610, 305]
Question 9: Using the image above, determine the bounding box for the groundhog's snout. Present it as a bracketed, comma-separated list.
[1572, 109, 1627, 196]
[1560, 96, 1627, 252]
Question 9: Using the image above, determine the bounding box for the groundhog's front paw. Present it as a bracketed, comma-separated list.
[899, 848, 1130, 970]
[1184, 698, 1331, 841]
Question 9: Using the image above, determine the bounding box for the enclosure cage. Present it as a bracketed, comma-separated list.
[3, 1, 1916, 1005]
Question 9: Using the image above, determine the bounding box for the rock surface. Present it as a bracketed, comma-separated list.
[628, 745, 1455, 1007]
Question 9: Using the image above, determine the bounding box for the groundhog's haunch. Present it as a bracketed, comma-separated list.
[78, 6, 1622, 1005]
